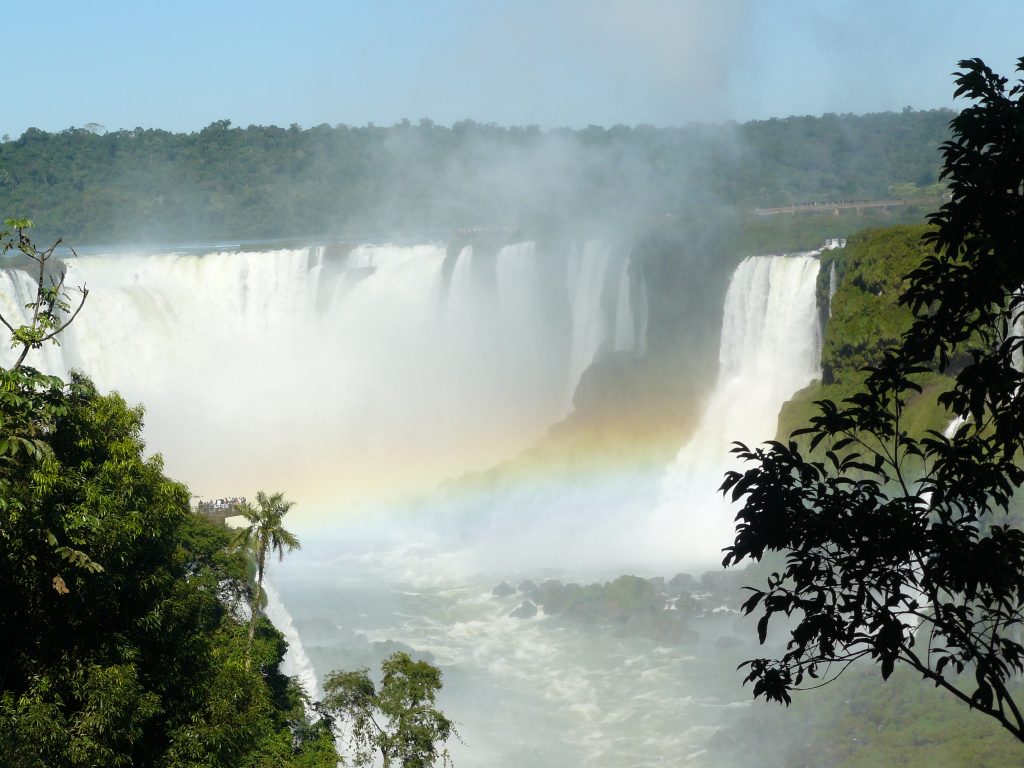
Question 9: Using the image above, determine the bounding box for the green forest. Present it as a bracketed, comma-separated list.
[0, 368, 338, 766]
[0, 109, 951, 245]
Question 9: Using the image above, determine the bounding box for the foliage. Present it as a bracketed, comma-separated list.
[722, 57, 1024, 740]
[0, 218, 88, 370]
[713, 665, 1024, 768]
[0, 110, 952, 245]
[323, 652, 456, 768]
[777, 226, 959, 445]
[0, 375, 335, 765]
[797, 668, 1024, 768]
[234, 490, 301, 657]
[0, 228, 336, 765]
[821, 225, 932, 382]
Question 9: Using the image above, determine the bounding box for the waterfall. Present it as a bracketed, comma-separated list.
[613, 254, 635, 353]
[494, 242, 567, 432]
[828, 262, 838, 317]
[651, 253, 822, 567]
[634, 266, 648, 357]
[262, 580, 322, 701]
[564, 240, 617, 406]
[1, 237, 635, 507]
[0, 268, 70, 373]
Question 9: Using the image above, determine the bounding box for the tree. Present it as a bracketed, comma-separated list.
[0, 226, 337, 766]
[0, 218, 97, 596]
[235, 490, 301, 656]
[322, 652, 456, 768]
[721, 57, 1024, 741]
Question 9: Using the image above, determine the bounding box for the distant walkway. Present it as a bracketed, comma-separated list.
[754, 199, 905, 216]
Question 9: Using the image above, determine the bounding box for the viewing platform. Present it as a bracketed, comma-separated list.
[193, 496, 247, 526]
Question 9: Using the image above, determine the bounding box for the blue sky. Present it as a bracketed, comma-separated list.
[9, 0, 1024, 137]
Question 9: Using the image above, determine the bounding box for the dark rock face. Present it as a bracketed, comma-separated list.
[491, 581, 515, 597]
[517, 579, 537, 595]
[509, 600, 538, 619]
[667, 572, 698, 595]
[492, 568, 762, 644]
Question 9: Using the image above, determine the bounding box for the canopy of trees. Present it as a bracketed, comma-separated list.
[323, 652, 456, 768]
[0, 109, 952, 245]
[0, 372, 338, 766]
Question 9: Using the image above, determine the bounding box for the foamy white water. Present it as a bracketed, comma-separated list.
[268, 248, 824, 762]
[269, 532, 753, 768]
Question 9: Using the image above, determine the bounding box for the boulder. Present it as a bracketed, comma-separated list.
[509, 600, 538, 619]
[491, 581, 515, 597]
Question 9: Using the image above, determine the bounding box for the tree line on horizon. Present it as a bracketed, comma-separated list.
[0, 108, 952, 246]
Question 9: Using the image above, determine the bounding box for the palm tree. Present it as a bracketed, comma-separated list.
[235, 490, 301, 659]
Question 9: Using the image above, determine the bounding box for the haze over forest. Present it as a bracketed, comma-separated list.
[3, 109, 950, 245]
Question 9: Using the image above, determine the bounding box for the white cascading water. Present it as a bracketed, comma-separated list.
[828, 262, 838, 317]
[0, 268, 70, 372]
[650, 253, 822, 567]
[3, 239, 640, 708]
[262, 251, 826, 766]
[494, 242, 566, 437]
[612, 254, 635, 353]
[565, 240, 616, 406]
[262, 579, 322, 701]
[2, 239, 637, 508]
[2, 242, 839, 766]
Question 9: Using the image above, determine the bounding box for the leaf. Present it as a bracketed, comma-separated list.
[52, 574, 69, 595]
[757, 614, 770, 645]
[740, 589, 764, 615]
[881, 656, 894, 680]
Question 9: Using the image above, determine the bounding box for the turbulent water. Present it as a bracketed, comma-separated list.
[269, 249, 820, 766]
[269, 534, 756, 768]
[2, 241, 824, 766]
